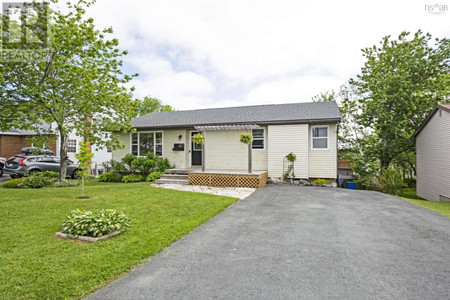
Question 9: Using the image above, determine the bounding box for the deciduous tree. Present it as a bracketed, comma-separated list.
[0, 0, 137, 180]
[351, 30, 449, 169]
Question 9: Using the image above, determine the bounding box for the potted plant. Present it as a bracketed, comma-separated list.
[240, 133, 253, 173]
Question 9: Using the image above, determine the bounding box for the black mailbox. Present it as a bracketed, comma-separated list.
[173, 143, 184, 151]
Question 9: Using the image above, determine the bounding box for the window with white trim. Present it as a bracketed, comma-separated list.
[312, 126, 328, 149]
[67, 139, 77, 153]
[131, 132, 163, 156]
[252, 129, 264, 149]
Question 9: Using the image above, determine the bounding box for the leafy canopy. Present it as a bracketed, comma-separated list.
[0, 0, 138, 179]
[133, 96, 174, 117]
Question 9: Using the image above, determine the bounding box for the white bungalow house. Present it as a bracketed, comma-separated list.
[112, 101, 341, 186]
[412, 103, 450, 202]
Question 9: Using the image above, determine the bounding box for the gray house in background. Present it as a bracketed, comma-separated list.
[113, 101, 341, 181]
[412, 103, 450, 202]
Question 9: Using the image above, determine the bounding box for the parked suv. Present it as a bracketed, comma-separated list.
[3, 155, 79, 178]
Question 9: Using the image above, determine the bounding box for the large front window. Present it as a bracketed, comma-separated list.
[131, 132, 163, 156]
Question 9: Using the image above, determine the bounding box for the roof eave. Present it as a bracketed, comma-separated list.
[132, 117, 341, 130]
[411, 104, 450, 140]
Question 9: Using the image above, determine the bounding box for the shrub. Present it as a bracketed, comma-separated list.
[101, 159, 126, 173]
[404, 177, 416, 188]
[98, 171, 122, 182]
[119, 153, 173, 175]
[156, 157, 172, 173]
[52, 180, 79, 188]
[146, 171, 163, 182]
[379, 167, 404, 195]
[362, 176, 382, 191]
[2, 178, 23, 188]
[121, 153, 137, 172]
[60, 209, 131, 237]
[312, 178, 331, 186]
[122, 174, 145, 183]
[18, 171, 59, 189]
[362, 167, 404, 195]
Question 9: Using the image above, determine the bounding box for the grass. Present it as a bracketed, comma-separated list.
[0, 181, 239, 299]
[400, 188, 450, 218]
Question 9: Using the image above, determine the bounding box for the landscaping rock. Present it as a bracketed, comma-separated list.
[55, 231, 121, 242]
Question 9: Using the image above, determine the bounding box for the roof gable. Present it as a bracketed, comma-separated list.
[412, 103, 450, 140]
[132, 101, 341, 129]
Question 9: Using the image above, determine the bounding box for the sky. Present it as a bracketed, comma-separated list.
[84, 0, 449, 110]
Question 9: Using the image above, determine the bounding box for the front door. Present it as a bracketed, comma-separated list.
[191, 131, 202, 166]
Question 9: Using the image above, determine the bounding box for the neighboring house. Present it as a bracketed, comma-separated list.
[0, 126, 57, 159]
[412, 103, 450, 202]
[1, 124, 111, 174]
[61, 131, 112, 173]
[113, 101, 341, 181]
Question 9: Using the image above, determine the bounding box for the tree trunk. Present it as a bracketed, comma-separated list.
[59, 130, 69, 181]
[81, 176, 84, 198]
[380, 155, 391, 170]
[408, 161, 417, 177]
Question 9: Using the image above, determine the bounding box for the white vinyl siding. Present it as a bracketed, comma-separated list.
[163, 129, 189, 169]
[112, 133, 131, 161]
[267, 124, 309, 179]
[416, 109, 450, 201]
[204, 130, 267, 171]
[308, 124, 337, 179]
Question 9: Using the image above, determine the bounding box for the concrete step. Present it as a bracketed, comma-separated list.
[165, 168, 195, 175]
[155, 178, 190, 185]
[160, 174, 188, 180]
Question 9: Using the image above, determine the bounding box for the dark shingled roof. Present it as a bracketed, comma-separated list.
[0, 123, 54, 135]
[132, 101, 341, 129]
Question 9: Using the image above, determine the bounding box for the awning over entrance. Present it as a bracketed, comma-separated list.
[194, 124, 260, 131]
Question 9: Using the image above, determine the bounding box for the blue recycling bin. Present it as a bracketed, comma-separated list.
[347, 182, 356, 189]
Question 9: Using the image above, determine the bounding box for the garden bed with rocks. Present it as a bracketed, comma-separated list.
[55, 231, 122, 242]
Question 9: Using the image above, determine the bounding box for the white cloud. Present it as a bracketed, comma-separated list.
[86, 0, 450, 109]
[246, 75, 343, 105]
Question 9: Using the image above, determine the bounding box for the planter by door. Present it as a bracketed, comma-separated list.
[191, 132, 202, 166]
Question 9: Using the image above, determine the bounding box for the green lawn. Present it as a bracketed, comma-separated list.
[0, 181, 238, 299]
[400, 188, 450, 218]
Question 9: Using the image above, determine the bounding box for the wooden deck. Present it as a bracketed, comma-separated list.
[188, 170, 268, 189]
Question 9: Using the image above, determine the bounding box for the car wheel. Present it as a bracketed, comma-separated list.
[72, 170, 80, 179]
[0, 168, 3, 177]
[28, 169, 40, 176]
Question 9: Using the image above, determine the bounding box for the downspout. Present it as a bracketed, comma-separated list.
[336, 122, 339, 185]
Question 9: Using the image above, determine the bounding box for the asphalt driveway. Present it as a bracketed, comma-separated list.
[88, 185, 450, 300]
